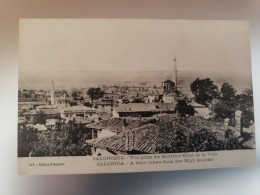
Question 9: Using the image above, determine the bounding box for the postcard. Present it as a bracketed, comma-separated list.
[18, 19, 255, 175]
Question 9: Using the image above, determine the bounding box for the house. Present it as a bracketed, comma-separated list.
[103, 89, 113, 97]
[86, 122, 175, 155]
[18, 117, 26, 131]
[85, 117, 157, 140]
[162, 80, 175, 93]
[36, 105, 58, 110]
[86, 116, 237, 156]
[112, 103, 176, 118]
[148, 87, 162, 95]
[18, 101, 46, 113]
[94, 99, 113, 113]
[56, 98, 71, 108]
[46, 119, 58, 130]
[63, 105, 97, 118]
[65, 116, 97, 126]
[146, 95, 157, 103]
[162, 92, 177, 103]
[33, 124, 48, 131]
[23, 109, 60, 123]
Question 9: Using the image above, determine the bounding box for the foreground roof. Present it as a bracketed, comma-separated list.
[86, 116, 231, 154]
[86, 117, 157, 133]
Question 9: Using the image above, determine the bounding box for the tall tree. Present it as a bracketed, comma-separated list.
[221, 82, 236, 100]
[211, 83, 254, 128]
[70, 88, 79, 100]
[211, 82, 237, 120]
[87, 87, 104, 100]
[190, 78, 219, 106]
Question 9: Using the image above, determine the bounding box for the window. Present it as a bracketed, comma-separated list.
[94, 130, 98, 139]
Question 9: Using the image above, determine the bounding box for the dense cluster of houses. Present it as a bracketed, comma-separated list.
[18, 79, 182, 132]
[18, 68, 255, 155]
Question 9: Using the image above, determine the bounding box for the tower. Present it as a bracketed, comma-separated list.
[51, 80, 55, 105]
[173, 55, 177, 91]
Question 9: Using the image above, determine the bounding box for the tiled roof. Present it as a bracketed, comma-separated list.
[18, 101, 45, 105]
[66, 116, 95, 124]
[65, 105, 96, 112]
[18, 98, 44, 103]
[114, 103, 176, 113]
[86, 123, 174, 153]
[86, 116, 229, 154]
[96, 101, 112, 105]
[86, 118, 157, 133]
[24, 109, 60, 116]
[64, 105, 96, 112]
[37, 105, 57, 109]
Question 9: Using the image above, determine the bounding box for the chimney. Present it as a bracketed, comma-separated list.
[235, 110, 243, 137]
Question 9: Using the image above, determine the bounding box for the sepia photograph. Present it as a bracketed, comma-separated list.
[18, 19, 255, 174]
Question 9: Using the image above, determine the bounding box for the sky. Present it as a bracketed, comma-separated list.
[19, 19, 252, 74]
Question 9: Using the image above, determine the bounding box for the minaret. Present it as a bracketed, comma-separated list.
[51, 80, 55, 105]
[173, 55, 177, 91]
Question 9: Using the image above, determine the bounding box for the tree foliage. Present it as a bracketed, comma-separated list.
[33, 110, 46, 125]
[175, 99, 195, 118]
[221, 82, 236, 100]
[211, 83, 254, 128]
[18, 126, 38, 157]
[211, 83, 237, 120]
[70, 88, 80, 100]
[235, 89, 254, 128]
[190, 78, 219, 106]
[84, 102, 93, 107]
[18, 121, 92, 157]
[157, 128, 241, 153]
[188, 129, 225, 152]
[87, 87, 104, 100]
[159, 131, 189, 153]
